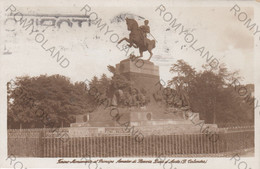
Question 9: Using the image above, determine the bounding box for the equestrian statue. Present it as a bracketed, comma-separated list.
[118, 18, 156, 61]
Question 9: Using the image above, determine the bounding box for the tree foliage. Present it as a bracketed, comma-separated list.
[7, 61, 254, 128]
[7, 74, 90, 128]
[167, 60, 254, 125]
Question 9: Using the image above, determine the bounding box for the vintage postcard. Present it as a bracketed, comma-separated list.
[0, 0, 259, 168]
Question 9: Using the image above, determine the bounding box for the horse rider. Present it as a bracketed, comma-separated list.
[139, 20, 150, 46]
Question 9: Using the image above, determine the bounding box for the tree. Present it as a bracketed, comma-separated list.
[168, 60, 254, 125]
[167, 60, 196, 107]
[7, 74, 90, 128]
[168, 60, 196, 88]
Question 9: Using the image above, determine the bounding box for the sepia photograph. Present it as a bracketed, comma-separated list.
[0, 0, 259, 169]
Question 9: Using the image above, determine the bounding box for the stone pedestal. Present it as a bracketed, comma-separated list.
[116, 59, 160, 95]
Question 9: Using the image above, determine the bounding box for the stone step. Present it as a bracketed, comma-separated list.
[130, 119, 205, 126]
[137, 124, 218, 135]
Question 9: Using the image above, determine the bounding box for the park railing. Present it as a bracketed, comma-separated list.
[8, 127, 254, 157]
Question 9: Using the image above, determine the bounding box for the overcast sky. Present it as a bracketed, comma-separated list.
[1, 1, 255, 85]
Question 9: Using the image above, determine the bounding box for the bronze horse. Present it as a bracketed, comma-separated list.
[118, 18, 156, 61]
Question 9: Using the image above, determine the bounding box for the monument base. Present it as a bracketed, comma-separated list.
[70, 59, 219, 136]
[70, 107, 218, 137]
